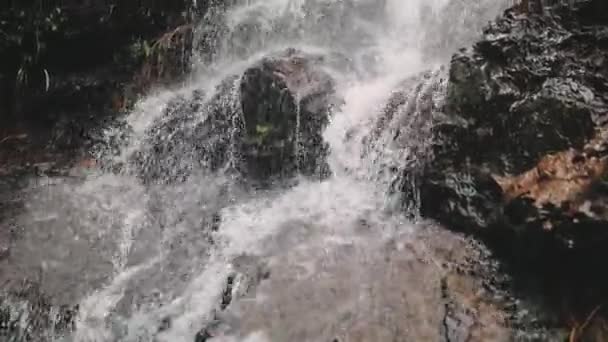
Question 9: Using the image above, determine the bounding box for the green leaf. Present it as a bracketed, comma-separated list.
[143, 40, 152, 57]
[256, 124, 272, 135]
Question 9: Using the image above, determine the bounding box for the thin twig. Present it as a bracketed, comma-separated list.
[579, 305, 603, 336]
[0, 134, 28, 145]
[569, 326, 577, 342]
[570, 304, 603, 342]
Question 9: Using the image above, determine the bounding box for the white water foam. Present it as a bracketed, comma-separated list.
[8, 1, 511, 341]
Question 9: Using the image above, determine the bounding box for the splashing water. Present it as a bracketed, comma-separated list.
[3, 0, 514, 341]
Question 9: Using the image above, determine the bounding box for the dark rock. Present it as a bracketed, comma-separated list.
[420, 166, 504, 232]
[0, 282, 79, 340]
[365, 69, 446, 213]
[417, 0, 608, 329]
[421, 0, 608, 237]
[220, 274, 236, 310]
[217, 229, 522, 341]
[135, 49, 340, 183]
[239, 49, 339, 180]
[158, 316, 172, 332]
[133, 83, 240, 183]
[194, 328, 213, 342]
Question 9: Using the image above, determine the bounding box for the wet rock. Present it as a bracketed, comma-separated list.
[217, 255, 271, 314]
[133, 85, 240, 183]
[417, 0, 608, 330]
[220, 274, 237, 310]
[365, 69, 446, 212]
[0, 282, 79, 341]
[494, 130, 608, 250]
[240, 49, 339, 180]
[192, 256, 270, 342]
[158, 316, 172, 332]
[215, 227, 531, 341]
[194, 328, 214, 342]
[420, 167, 504, 231]
[440, 273, 510, 342]
[136, 49, 340, 183]
[421, 0, 608, 241]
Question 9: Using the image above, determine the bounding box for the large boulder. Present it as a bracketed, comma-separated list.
[134, 49, 340, 183]
[420, 0, 608, 239]
[417, 0, 608, 325]
[239, 49, 339, 180]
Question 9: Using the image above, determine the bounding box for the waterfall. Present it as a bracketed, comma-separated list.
[3, 0, 513, 341]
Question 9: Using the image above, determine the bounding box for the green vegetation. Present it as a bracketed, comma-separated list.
[0, 0, 203, 123]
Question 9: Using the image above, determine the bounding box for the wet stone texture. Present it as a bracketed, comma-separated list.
[418, 0, 608, 334]
[135, 49, 340, 185]
[240, 49, 339, 180]
[4, 1, 608, 340]
[197, 225, 561, 342]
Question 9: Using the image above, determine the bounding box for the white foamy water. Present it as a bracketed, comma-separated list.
[5, 0, 513, 341]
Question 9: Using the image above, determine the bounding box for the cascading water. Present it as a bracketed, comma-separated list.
[1, 0, 517, 341]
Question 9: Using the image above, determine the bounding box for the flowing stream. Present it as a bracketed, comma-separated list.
[0, 1, 523, 341]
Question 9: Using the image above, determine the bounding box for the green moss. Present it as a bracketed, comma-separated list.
[256, 123, 273, 136]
